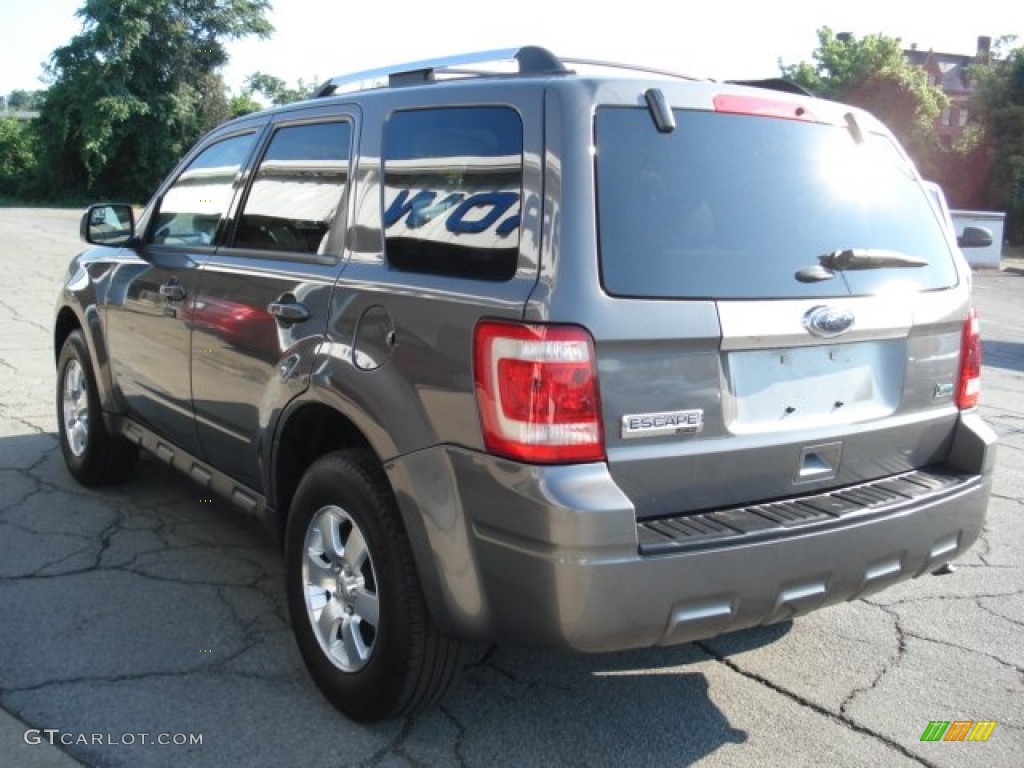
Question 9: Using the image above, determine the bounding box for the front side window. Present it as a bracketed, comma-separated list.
[150, 133, 256, 246]
[234, 121, 352, 255]
[382, 107, 523, 281]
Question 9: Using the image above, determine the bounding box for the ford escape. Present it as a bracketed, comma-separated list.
[53, 46, 996, 721]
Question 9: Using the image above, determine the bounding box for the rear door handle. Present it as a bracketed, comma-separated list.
[267, 298, 310, 324]
[159, 282, 186, 302]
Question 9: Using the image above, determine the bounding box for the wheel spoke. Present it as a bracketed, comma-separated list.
[317, 511, 344, 562]
[352, 587, 379, 628]
[341, 614, 370, 665]
[317, 598, 344, 645]
[343, 525, 368, 568]
[66, 364, 78, 396]
[303, 548, 333, 589]
[306, 584, 328, 612]
[70, 422, 88, 455]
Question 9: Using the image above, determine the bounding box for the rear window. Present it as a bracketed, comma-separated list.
[594, 108, 958, 299]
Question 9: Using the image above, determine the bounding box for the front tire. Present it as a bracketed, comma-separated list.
[56, 330, 138, 486]
[285, 450, 461, 722]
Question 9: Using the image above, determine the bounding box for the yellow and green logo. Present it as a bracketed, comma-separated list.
[920, 720, 997, 742]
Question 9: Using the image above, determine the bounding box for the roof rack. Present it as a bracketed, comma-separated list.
[312, 46, 707, 98]
[560, 58, 700, 82]
[313, 46, 570, 97]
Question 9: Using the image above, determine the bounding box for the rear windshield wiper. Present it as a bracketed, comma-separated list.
[796, 248, 928, 282]
[819, 248, 929, 270]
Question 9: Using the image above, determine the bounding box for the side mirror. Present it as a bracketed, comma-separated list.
[957, 225, 993, 249]
[80, 203, 136, 246]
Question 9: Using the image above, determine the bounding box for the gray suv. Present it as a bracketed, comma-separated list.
[54, 46, 996, 722]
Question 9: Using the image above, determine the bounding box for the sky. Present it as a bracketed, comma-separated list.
[1, 0, 1022, 99]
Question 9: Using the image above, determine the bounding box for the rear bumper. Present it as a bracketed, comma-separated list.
[386, 413, 995, 652]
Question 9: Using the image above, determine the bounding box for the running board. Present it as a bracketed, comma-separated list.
[120, 418, 272, 530]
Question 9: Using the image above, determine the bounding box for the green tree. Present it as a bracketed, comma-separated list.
[33, 0, 272, 200]
[225, 72, 314, 118]
[0, 117, 38, 195]
[971, 40, 1024, 242]
[780, 28, 947, 167]
[243, 72, 315, 106]
[5, 89, 46, 111]
[228, 91, 263, 118]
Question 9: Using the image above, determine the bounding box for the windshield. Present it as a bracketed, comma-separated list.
[594, 107, 958, 299]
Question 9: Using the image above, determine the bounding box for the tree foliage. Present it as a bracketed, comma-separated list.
[33, 0, 272, 201]
[969, 42, 1024, 241]
[3, 90, 47, 111]
[244, 72, 315, 106]
[226, 72, 314, 117]
[0, 118, 38, 195]
[228, 91, 263, 118]
[780, 28, 948, 164]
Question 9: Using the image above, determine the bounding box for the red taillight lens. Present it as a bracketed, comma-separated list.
[474, 321, 605, 463]
[956, 308, 982, 409]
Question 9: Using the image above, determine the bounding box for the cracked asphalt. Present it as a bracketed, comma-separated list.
[1, 208, 1021, 767]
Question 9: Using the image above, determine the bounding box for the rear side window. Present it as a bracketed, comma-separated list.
[151, 133, 256, 247]
[595, 108, 958, 299]
[382, 107, 523, 281]
[234, 121, 351, 255]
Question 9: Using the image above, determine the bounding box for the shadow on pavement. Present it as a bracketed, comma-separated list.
[437, 646, 752, 765]
[2, 430, 790, 766]
[983, 339, 1024, 373]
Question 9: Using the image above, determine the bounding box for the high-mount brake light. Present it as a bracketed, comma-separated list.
[956, 308, 982, 409]
[474, 321, 605, 463]
[713, 94, 817, 122]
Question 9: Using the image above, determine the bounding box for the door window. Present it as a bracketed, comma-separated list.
[234, 121, 352, 255]
[150, 133, 256, 246]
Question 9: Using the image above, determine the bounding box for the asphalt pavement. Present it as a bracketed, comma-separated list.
[0, 208, 1021, 767]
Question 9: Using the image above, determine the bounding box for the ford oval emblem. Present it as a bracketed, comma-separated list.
[803, 305, 855, 338]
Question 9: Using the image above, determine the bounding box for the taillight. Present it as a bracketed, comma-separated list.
[956, 308, 982, 409]
[473, 321, 605, 463]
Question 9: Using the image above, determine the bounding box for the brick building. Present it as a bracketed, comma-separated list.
[904, 36, 992, 145]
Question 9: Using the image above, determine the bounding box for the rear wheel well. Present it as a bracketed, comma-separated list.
[273, 404, 376, 542]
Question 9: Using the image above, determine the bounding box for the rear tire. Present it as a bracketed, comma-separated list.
[284, 450, 461, 722]
[56, 330, 139, 486]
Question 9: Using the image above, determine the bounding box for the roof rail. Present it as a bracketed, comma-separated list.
[726, 78, 814, 96]
[313, 46, 569, 97]
[560, 58, 701, 82]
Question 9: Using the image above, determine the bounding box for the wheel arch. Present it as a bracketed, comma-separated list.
[270, 400, 383, 542]
[269, 398, 455, 633]
[53, 306, 82, 365]
[53, 303, 121, 419]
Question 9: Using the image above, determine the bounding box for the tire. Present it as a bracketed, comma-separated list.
[56, 330, 139, 486]
[285, 450, 461, 722]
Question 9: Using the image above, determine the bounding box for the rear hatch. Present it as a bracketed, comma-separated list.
[591, 93, 969, 520]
